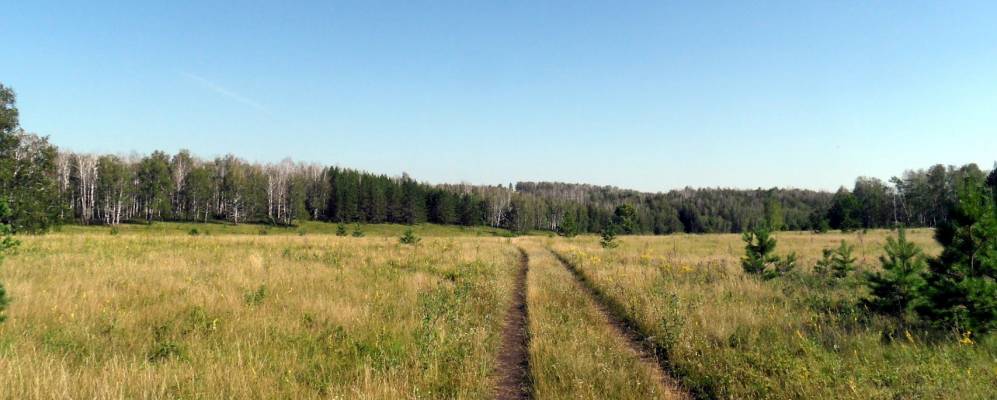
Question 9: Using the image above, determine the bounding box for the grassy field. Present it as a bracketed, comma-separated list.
[0, 224, 519, 398]
[1, 224, 994, 399]
[549, 229, 997, 399]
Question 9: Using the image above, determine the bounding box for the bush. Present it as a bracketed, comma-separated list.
[351, 223, 364, 237]
[0, 201, 19, 323]
[400, 229, 420, 245]
[188, 228, 199, 236]
[244, 285, 268, 306]
[109, 227, 120, 235]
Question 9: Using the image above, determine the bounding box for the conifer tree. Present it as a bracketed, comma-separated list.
[917, 176, 997, 332]
[600, 225, 619, 249]
[400, 228, 420, 245]
[864, 228, 927, 318]
[831, 240, 857, 278]
[335, 223, 347, 236]
[741, 227, 778, 275]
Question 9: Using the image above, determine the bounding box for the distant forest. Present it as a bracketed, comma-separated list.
[2, 84, 994, 234]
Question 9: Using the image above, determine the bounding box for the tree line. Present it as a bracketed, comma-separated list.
[0, 83, 993, 235]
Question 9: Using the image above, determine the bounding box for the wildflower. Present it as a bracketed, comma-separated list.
[959, 331, 974, 346]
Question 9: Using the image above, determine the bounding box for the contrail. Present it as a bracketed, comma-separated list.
[181, 72, 270, 114]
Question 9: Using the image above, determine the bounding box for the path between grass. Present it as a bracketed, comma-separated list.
[495, 248, 532, 400]
[548, 249, 690, 400]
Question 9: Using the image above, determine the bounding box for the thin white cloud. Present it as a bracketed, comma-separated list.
[182, 72, 269, 114]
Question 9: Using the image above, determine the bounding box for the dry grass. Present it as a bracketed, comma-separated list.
[549, 229, 997, 400]
[0, 228, 519, 399]
[519, 241, 677, 399]
[3, 225, 992, 399]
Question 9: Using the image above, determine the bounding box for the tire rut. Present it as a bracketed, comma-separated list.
[549, 249, 691, 400]
[494, 248, 532, 400]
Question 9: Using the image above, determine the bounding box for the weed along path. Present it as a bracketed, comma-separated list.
[546, 248, 690, 400]
[495, 248, 533, 400]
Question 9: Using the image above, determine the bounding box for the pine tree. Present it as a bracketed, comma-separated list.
[400, 228, 420, 245]
[351, 223, 364, 237]
[863, 228, 927, 318]
[831, 240, 857, 278]
[917, 175, 997, 332]
[600, 225, 619, 249]
[335, 223, 347, 237]
[613, 204, 639, 234]
[741, 227, 778, 275]
[814, 248, 834, 276]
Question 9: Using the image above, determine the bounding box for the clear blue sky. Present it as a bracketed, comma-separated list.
[4, 1, 996, 192]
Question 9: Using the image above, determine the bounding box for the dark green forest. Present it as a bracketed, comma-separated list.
[1, 83, 993, 234]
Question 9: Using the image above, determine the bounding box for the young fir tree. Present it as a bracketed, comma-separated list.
[600, 225, 619, 249]
[814, 248, 835, 277]
[335, 223, 348, 237]
[916, 176, 997, 333]
[400, 228, 421, 245]
[831, 240, 857, 278]
[351, 223, 364, 237]
[741, 227, 778, 275]
[863, 228, 927, 318]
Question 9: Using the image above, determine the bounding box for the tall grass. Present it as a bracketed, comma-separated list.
[549, 230, 996, 399]
[0, 230, 519, 398]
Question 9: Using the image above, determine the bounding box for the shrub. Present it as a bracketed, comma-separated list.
[0, 201, 19, 323]
[109, 227, 120, 235]
[559, 214, 578, 238]
[863, 228, 927, 318]
[188, 228, 199, 236]
[351, 223, 364, 237]
[335, 223, 348, 237]
[244, 285, 268, 306]
[400, 229, 420, 245]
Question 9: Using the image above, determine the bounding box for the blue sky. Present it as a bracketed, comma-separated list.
[4, 1, 996, 192]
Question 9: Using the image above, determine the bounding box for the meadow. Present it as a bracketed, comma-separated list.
[549, 229, 997, 399]
[0, 224, 993, 399]
[0, 224, 519, 398]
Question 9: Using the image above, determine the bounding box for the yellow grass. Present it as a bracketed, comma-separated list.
[2, 226, 992, 399]
[0, 231, 518, 399]
[519, 241, 676, 399]
[549, 229, 996, 399]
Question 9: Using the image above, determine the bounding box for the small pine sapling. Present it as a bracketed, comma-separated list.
[400, 229, 421, 245]
[600, 226, 619, 249]
[863, 228, 927, 318]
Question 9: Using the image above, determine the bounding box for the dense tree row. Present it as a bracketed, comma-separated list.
[0, 83, 993, 235]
